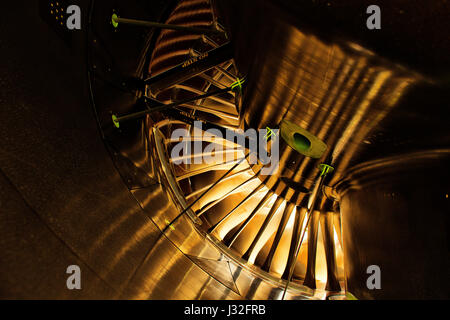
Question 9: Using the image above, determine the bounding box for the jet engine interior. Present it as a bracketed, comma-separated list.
[0, 0, 449, 300]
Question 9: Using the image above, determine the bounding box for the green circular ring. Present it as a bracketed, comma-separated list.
[112, 114, 120, 128]
[111, 13, 119, 28]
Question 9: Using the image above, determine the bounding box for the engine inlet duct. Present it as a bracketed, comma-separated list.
[3, 0, 443, 302]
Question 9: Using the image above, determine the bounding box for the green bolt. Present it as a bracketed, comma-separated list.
[318, 163, 334, 177]
[112, 114, 120, 128]
[230, 77, 245, 92]
[111, 13, 119, 28]
[264, 127, 276, 140]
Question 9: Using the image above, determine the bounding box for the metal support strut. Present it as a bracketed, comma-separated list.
[111, 13, 226, 37]
[112, 78, 245, 128]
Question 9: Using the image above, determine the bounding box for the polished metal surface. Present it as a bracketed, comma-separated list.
[140, 0, 346, 296]
[1, 0, 449, 300]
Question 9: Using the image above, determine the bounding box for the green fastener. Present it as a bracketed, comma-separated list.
[165, 219, 175, 231]
[264, 127, 276, 140]
[230, 77, 246, 92]
[111, 13, 119, 28]
[318, 163, 334, 177]
[112, 114, 120, 128]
